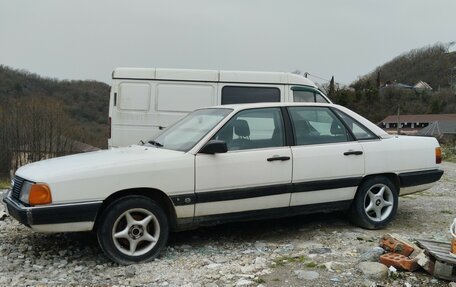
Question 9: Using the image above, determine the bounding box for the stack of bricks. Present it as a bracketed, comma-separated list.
[378, 233, 428, 272]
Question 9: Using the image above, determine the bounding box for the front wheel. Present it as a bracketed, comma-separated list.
[97, 195, 169, 265]
[349, 176, 398, 229]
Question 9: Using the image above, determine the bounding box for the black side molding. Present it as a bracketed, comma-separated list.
[399, 169, 444, 187]
[170, 177, 362, 207]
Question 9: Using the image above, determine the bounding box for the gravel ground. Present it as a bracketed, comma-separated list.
[0, 162, 455, 287]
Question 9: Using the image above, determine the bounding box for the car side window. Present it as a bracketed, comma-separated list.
[213, 108, 285, 151]
[293, 90, 315, 102]
[292, 87, 329, 103]
[315, 93, 328, 103]
[333, 109, 378, 140]
[288, 107, 351, 145]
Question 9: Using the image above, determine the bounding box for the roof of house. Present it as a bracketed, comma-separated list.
[414, 81, 433, 90]
[417, 120, 456, 137]
[380, 114, 456, 124]
[15, 136, 100, 153]
[70, 140, 100, 153]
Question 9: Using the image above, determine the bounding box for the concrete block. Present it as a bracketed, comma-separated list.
[414, 250, 435, 275]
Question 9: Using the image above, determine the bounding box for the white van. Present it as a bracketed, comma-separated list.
[108, 68, 331, 147]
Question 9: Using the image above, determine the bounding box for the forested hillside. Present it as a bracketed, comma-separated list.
[331, 43, 456, 123]
[0, 65, 110, 147]
[0, 65, 109, 175]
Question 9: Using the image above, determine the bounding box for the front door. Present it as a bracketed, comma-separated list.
[195, 107, 292, 217]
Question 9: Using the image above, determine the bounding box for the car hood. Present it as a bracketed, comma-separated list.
[15, 145, 185, 183]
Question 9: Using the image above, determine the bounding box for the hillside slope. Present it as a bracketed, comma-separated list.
[332, 43, 456, 123]
[352, 44, 456, 89]
[0, 65, 110, 147]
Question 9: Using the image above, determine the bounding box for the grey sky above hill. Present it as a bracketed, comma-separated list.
[1, 0, 455, 86]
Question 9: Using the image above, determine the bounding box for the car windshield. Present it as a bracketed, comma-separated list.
[147, 108, 233, 152]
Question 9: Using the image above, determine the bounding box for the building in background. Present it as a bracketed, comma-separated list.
[378, 114, 456, 135]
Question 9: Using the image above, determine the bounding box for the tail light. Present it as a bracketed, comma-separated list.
[435, 147, 442, 164]
[108, 117, 111, 139]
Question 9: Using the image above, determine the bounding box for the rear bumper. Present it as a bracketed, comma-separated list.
[2, 191, 102, 232]
[398, 169, 444, 187]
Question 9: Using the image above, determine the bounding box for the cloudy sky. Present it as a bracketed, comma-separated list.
[1, 0, 455, 85]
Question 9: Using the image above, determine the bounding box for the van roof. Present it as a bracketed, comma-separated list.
[112, 68, 318, 87]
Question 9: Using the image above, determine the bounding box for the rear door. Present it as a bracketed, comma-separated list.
[288, 106, 365, 208]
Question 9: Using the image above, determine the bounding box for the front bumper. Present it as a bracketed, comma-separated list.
[2, 191, 102, 228]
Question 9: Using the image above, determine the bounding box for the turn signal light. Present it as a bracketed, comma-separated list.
[435, 147, 442, 164]
[29, 184, 52, 205]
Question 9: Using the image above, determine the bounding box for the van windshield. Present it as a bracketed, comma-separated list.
[147, 108, 233, 152]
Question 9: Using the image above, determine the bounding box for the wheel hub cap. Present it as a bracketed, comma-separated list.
[363, 183, 394, 222]
[112, 208, 160, 256]
[129, 225, 144, 239]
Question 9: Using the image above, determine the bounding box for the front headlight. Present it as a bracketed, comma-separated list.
[20, 181, 52, 205]
[19, 181, 33, 203]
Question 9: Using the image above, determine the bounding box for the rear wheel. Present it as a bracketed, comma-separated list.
[349, 176, 398, 229]
[97, 195, 169, 264]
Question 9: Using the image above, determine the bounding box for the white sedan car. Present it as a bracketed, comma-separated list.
[3, 103, 443, 264]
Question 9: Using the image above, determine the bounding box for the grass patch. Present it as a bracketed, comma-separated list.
[271, 255, 307, 267]
[0, 177, 10, 189]
[442, 144, 456, 163]
[305, 262, 318, 268]
[254, 278, 266, 284]
[441, 210, 452, 214]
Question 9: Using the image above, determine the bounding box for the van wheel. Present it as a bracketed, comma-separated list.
[349, 176, 398, 229]
[97, 195, 169, 265]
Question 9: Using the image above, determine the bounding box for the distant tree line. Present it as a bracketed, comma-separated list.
[0, 96, 87, 175]
[325, 43, 456, 123]
[0, 65, 110, 148]
[0, 66, 110, 176]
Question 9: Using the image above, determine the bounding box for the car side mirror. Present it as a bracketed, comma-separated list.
[200, 140, 228, 154]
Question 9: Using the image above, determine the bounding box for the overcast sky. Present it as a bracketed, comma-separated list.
[1, 0, 455, 86]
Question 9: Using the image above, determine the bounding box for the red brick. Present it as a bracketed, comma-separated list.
[379, 234, 416, 256]
[379, 252, 419, 271]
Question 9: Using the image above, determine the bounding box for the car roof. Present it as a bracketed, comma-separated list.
[209, 102, 334, 111]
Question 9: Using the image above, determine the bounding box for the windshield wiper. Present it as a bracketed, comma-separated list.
[148, 140, 163, 147]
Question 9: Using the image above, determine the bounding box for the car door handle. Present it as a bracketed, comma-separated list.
[343, 150, 363, 156]
[267, 156, 291, 162]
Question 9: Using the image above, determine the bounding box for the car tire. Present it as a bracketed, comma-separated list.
[97, 195, 169, 265]
[349, 176, 398, 230]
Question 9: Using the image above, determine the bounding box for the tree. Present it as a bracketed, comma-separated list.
[328, 76, 335, 97]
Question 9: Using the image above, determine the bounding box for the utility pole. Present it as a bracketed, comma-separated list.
[396, 104, 400, 135]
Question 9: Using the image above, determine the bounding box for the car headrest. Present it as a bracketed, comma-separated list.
[330, 121, 344, 135]
[294, 119, 311, 134]
[234, 119, 250, 137]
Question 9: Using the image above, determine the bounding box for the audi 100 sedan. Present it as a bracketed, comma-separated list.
[3, 103, 443, 264]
